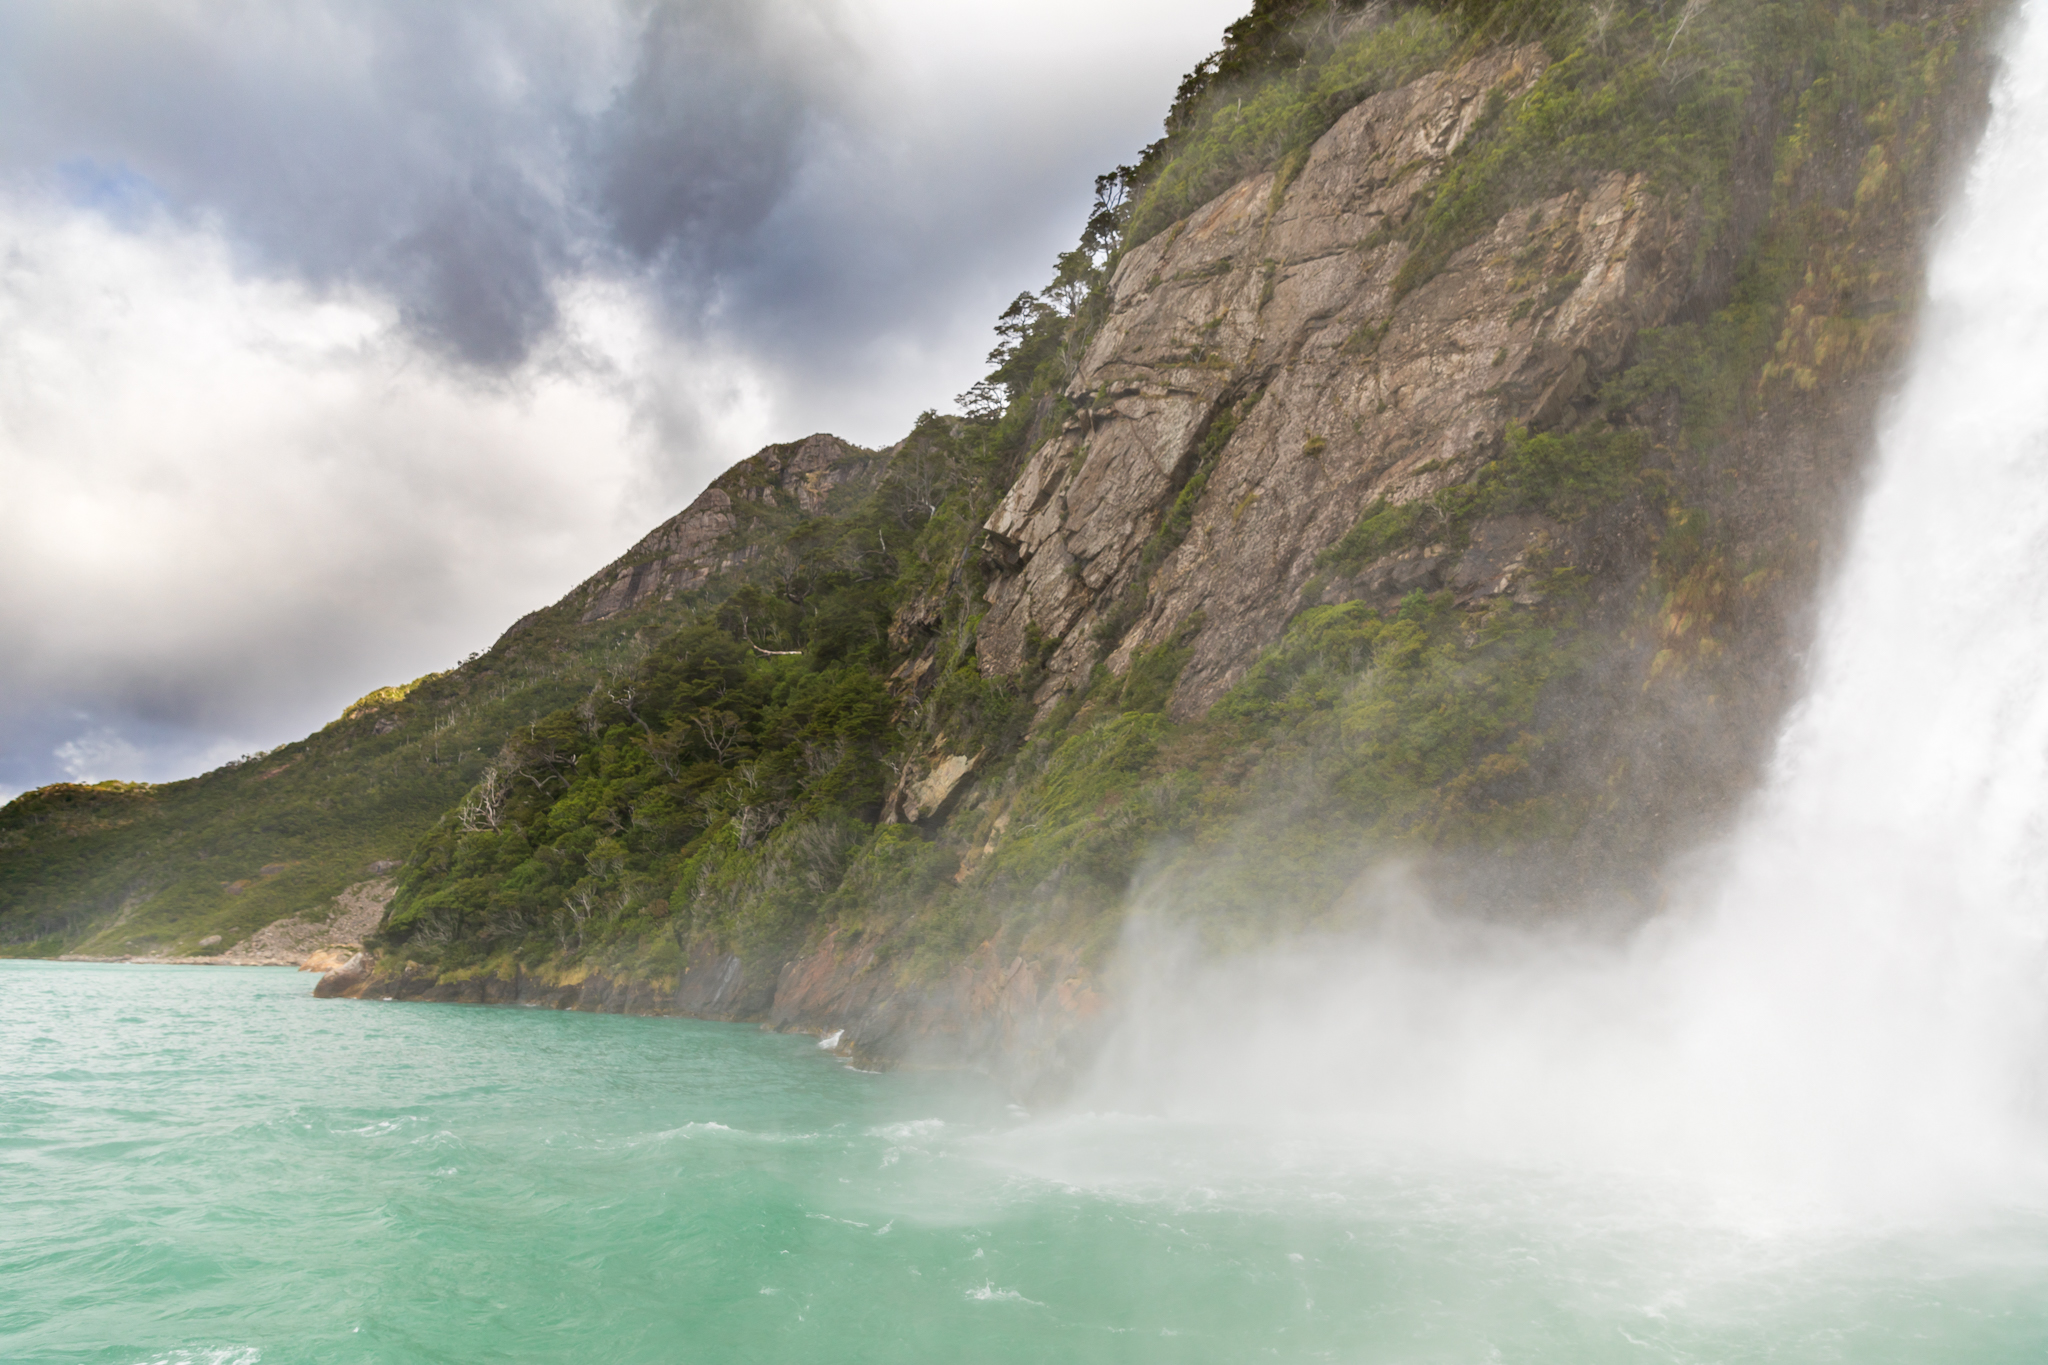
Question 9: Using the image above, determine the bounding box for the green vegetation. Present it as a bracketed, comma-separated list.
[0, 650, 604, 958]
[1124, 7, 1463, 247]
[0, 0, 1996, 1003]
[1114, 0, 1978, 310]
[364, 413, 1040, 977]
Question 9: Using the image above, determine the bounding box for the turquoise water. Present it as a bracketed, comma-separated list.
[5, 960, 2048, 1364]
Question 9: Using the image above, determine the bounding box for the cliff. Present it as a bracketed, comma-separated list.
[979, 44, 1680, 710]
[0, 0, 2003, 1097]
[561, 433, 882, 627]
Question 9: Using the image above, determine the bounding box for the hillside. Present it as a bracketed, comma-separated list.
[1, 0, 2003, 1094]
[0, 434, 882, 959]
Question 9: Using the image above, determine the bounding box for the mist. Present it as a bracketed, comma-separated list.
[1054, 0, 2048, 1228]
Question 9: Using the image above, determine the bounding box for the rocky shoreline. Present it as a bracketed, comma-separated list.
[314, 929, 1107, 1102]
[55, 879, 393, 974]
[54, 946, 362, 970]
[56, 953, 313, 966]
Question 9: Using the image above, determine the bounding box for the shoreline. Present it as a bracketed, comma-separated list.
[53, 952, 348, 969]
[314, 933, 1104, 1103]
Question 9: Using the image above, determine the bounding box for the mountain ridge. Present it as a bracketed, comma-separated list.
[1, 0, 2004, 1096]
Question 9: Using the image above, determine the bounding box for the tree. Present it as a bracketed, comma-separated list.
[455, 765, 508, 833]
[885, 418, 967, 522]
[501, 711, 586, 794]
[692, 710, 746, 763]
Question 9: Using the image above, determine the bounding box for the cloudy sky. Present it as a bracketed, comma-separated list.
[0, 0, 1245, 799]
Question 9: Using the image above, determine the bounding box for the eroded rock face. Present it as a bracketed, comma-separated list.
[769, 932, 1103, 1103]
[227, 876, 395, 965]
[977, 46, 1701, 715]
[312, 951, 371, 998]
[883, 751, 978, 825]
[335, 935, 1103, 1100]
[571, 433, 880, 624]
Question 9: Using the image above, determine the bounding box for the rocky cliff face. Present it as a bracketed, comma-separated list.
[553, 433, 880, 628]
[980, 46, 1711, 717]
[325, 931, 1099, 1101]
[256, 0, 2009, 1097]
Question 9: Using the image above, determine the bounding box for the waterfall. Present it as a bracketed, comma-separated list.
[1656, 0, 2048, 1201]
[1081, 0, 2048, 1220]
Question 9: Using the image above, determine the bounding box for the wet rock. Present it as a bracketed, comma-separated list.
[1449, 513, 1566, 603]
[313, 951, 371, 998]
[768, 930, 1103, 1103]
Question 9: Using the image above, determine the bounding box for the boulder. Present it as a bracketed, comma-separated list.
[313, 951, 372, 999]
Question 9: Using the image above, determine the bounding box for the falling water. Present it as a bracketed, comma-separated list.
[1078, 0, 2048, 1222]
[1643, 0, 2048, 1202]
[11, 16, 2048, 1359]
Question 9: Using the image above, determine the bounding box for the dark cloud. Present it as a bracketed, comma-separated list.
[0, 0, 849, 367]
[387, 168, 567, 366]
[0, 0, 1246, 795]
[592, 3, 833, 272]
[0, 0, 1239, 380]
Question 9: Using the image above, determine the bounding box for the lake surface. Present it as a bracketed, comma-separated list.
[5, 958, 2048, 1364]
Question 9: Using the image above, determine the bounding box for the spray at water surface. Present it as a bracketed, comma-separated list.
[1072, 0, 2048, 1223]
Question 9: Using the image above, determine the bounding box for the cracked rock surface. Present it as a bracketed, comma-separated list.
[977, 46, 1700, 715]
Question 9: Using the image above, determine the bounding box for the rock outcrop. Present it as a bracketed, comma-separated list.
[769, 932, 1103, 1102]
[978, 47, 1700, 714]
[53, 879, 397, 968]
[311, 951, 372, 998]
[319, 935, 1101, 1102]
[224, 877, 395, 965]
[565, 433, 881, 625]
[292, 7, 1997, 1104]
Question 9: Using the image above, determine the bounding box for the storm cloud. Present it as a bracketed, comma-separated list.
[0, 0, 1244, 795]
[0, 0, 852, 366]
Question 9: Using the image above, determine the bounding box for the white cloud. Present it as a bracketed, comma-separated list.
[0, 0, 1250, 789]
[52, 727, 147, 783]
[0, 198, 765, 771]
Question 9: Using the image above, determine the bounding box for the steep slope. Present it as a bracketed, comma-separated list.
[0, 435, 881, 958]
[979, 44, 1684, 706]
[317, 0, 2001, 1094]
[2, 0, 2005, 1100]
[563, 434, 884, 627]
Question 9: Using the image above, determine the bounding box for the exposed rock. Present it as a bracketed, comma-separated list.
[222, 877, 395, 964]
[572, 433, 880, 624]
[769, 931, 1102, 1103]
[976, 46, 1702, 716]
[50, 880, 398, 968]
[884, 752, 978, 825]
[336, 933, 1103, 1102]
[316, 948, 775, 1015]
[1447, 513, 1566, 604]
[299, 17, 1998, 1102]
[313, 951, 371, 998]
